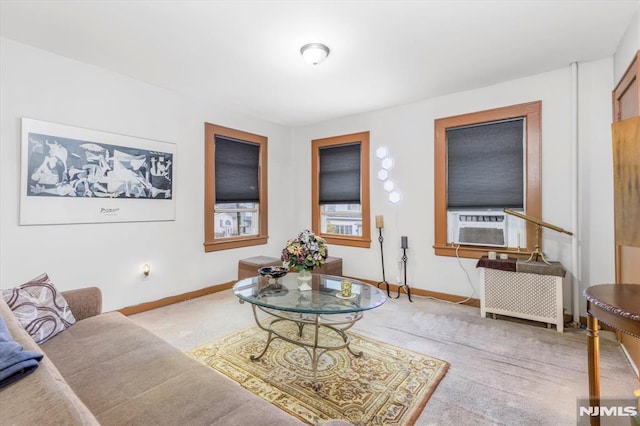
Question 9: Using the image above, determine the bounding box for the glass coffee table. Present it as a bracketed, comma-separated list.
[233, 273, 386, 390]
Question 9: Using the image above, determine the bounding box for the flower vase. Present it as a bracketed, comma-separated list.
[298, 269, 312, 281]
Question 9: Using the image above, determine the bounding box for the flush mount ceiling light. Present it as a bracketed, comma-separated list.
[300, 43, 330, 65]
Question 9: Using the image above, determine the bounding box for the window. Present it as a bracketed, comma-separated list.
[312, 132, 370, 248]
[204, 123, 268, 252]
[434, 101, 541, 258]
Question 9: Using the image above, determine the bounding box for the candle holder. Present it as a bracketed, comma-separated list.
[395, 247, 413, 302]
[376, 227, 391, 297]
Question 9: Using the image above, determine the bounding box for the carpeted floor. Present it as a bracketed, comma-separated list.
[131, 289, 639, 425]
[186, 323, 448, 425]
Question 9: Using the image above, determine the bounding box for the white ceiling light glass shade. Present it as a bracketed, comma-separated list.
[300, 43, 330, 65]
[377, 169, 389, 181]
[383, 180, 395, 192]
[376, 146, 388, 159]
[389, 191, 401, 204]
[381, 157, 393, 170]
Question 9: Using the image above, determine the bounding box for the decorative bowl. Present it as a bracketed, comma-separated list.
[258, 266, 288, 279]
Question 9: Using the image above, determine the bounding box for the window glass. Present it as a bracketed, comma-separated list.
[214, 202, 258, 238]
[320, 203, 362, 236]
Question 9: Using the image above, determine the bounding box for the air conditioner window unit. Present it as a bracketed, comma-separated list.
[450, 210, 507, 247]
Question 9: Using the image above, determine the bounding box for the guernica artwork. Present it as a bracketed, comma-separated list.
[20, 118, 176, 225]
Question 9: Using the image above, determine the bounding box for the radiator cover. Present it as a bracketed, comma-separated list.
[480, 268, 564, 332]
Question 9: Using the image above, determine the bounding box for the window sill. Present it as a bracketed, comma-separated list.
[204, 235, 268, 252]
[321, 234, 371, 248]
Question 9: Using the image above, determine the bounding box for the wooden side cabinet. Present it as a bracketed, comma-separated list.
[612, 49, 640, 378]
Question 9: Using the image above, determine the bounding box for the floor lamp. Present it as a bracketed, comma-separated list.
[396, 236, 413, 302]
[375, 216, 391, 297]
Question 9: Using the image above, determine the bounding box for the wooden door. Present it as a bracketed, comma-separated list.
[612, 50, 640, 378]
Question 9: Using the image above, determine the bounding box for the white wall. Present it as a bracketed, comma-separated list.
[0, 37, 620, 317]
[0, 38, 293, 312]
[614, 8, 639, 84]
[576, 58, 617, 313]
[292, 60, 616, 316]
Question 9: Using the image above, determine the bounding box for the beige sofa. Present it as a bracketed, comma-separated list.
[0, 287, 314, 425]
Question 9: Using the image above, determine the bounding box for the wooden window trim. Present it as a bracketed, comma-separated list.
[433, 101, 542, 259]
[204, 123, 268, 252]
[311, 132, 371, 248]
[613, 50, 639, 122]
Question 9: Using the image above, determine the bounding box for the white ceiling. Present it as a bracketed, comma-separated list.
[1, 0, 638, 127]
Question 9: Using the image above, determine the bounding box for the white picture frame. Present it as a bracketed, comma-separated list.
[20, 118, 176, 225]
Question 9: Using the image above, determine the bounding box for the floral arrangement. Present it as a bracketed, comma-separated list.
[281, 229, 328, 272]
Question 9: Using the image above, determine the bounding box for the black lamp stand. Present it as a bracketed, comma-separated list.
[395, 248, 413, 302]
[376, 227, 391, 297]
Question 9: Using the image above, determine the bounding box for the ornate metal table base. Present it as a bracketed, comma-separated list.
[247, 303, 363, 391]
[233, 273, 387, 392]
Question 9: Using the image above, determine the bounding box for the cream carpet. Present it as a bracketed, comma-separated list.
[131, 289, 639, 425]
[186, 323, 448, 425]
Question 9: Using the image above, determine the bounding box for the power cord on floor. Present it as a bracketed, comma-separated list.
[423, 244, 477, 305]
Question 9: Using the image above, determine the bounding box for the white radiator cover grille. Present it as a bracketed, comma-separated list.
[480, 268, 564, 332]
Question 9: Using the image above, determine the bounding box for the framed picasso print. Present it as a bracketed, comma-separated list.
[20, 118, 176, 225]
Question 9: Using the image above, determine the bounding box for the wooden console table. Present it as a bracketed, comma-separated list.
[584, 284, 640, 426]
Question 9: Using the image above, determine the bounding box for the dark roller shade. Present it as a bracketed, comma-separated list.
[319, 143, 361, 204]
[447, 119, 524, 209]
[215, 136, 260, 203]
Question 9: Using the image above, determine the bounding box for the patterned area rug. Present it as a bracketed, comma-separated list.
[186, 323, 449, 425]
